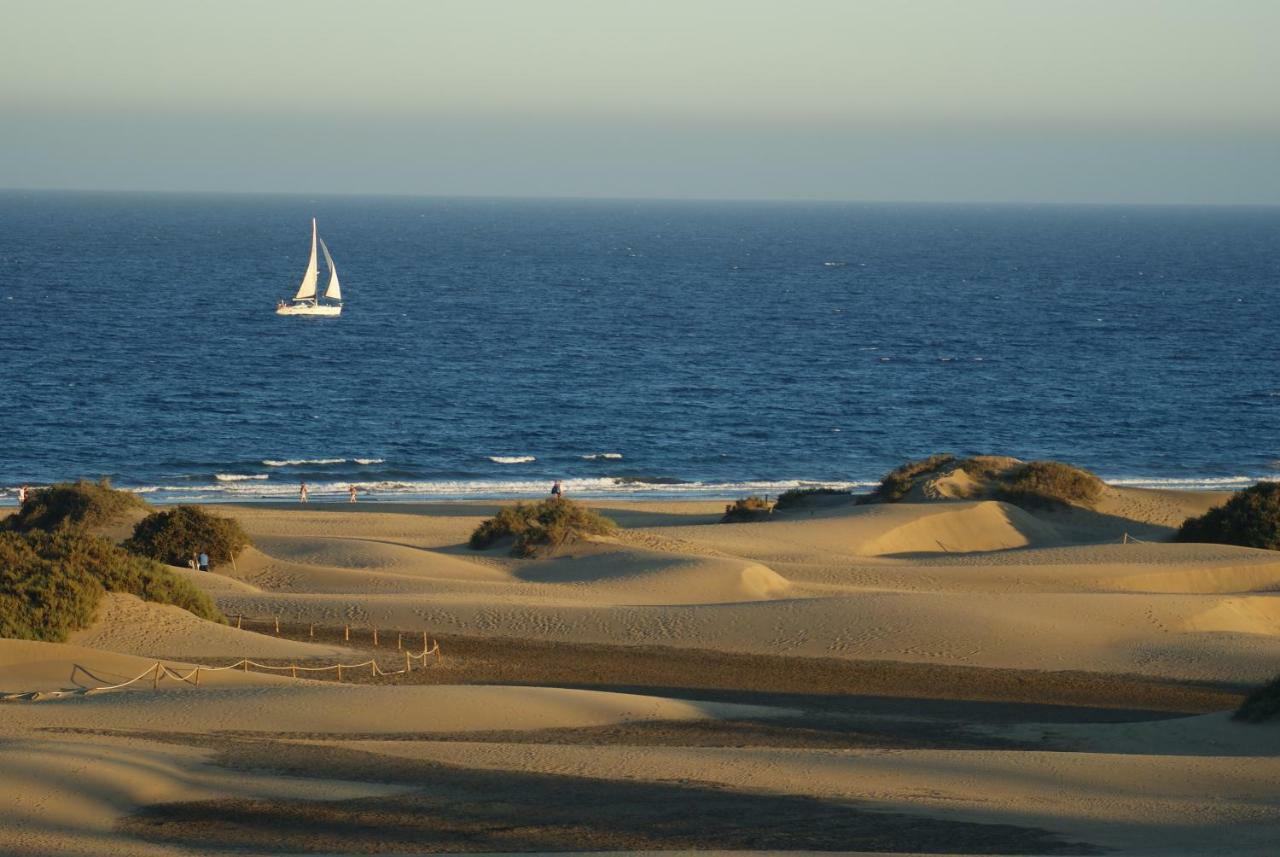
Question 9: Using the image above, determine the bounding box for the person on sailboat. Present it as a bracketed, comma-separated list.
[299, 481, 309, 503]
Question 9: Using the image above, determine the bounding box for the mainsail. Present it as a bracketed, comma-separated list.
[293, 218, 319, 301]
[320, 237, 342, 301]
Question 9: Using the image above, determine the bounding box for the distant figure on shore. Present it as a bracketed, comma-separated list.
[551, 479, 563, 498]
[198, 552, 209, 572]
[189, 553, 199, 571]
[299, 481, 309, 503]
[348, 485, 358, 503]
[16, 484, 28, 505]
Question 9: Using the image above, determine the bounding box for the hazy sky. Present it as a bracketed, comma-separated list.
[3, 0, 1278, 203]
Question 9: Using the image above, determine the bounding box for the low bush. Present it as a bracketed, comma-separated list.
[722, 496, 774, 522]
[125, 506, 251, 568]
[1176, 482, 1280, 550]
[957, 456, 1018, 482]
[469, 497, 616, 557]
[774, 487, 851, 510]
[5, 478, 148, 533]
[868, 454, 956, 503]
[0, 529, 223, 643]
[1234, 674, 1280, 723]
[993, 461, 1104, 509]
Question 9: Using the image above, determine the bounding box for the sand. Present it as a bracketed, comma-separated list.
[2, 486, 1277, 855]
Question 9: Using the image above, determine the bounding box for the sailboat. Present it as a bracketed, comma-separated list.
[276, 218, 343, 316]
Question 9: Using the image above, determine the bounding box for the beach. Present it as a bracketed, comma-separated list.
[3, 485, 1279, 855]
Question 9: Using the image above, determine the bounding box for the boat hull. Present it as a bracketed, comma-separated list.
[276, 303, 342, 317]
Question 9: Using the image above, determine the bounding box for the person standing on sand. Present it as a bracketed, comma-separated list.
[551, 479, 563, 498]
[299, 481, 309, 503]
[198, 552, 209, 572]
[189, 552, 199, 570]
[348, 485, 358, 503]
[16, 485, 27, 505]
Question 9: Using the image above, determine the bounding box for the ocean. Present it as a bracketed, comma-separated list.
[1, 190, 1277, 503]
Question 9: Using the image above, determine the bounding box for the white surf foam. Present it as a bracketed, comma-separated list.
[488, 455, 537, 464]
[214, 473, 268, 482]
[262, 458, 349, 467]
[582, 453, 623, 460]
[353, 458, 385, 465]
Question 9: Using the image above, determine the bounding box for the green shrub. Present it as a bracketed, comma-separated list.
[993, 461, 1104, 509]
[469, 498, 616, 557]
[1176, 482, 1280, 550]
[5, 478, 148, 533]
[774, 487, 851, 510]
[1235, 674, 1280, 723]
[125, 506, 251, 567]
[957, 456, 1018, 482]
[868, 454, 956, 503]
[722, 496, 774, 522]
[0, 529, 223, 643]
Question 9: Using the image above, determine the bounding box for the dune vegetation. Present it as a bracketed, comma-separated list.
[3, 478, 148, 533]
[0, 529, 223, 642]
[865, 454, 1104, 510]
[721, 496, 774, 522]
[469, 497, 616, 557]
[774, 486, 851, 510]
[1176, 482, 1280, 550]
[125, 505, 251, 568]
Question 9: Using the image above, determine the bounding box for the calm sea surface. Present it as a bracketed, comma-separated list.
[1, 191, 1277, 502]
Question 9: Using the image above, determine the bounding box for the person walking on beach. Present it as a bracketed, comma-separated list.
[299, 481, 309, 503]
[348, 485, 358, 503]
[198, 551, 210, 572]
[550, 479, 563, 498]
[16, 484, 27, 505]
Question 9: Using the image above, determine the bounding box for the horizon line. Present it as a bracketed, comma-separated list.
[2, 185, 1278, 210]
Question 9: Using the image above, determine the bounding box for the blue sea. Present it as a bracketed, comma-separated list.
[1, 191, 1278, 503]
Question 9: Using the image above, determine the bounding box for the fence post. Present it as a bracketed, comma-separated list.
[405, 651, 411, 673]
[194, 667, 201, 688]
[344, 625, 350, 642]
[275, 616, 280, 636]
[336, 663, 342, 681]
[397, 633, 402, 651]
[309, 623, 315, 638]
[291, 664, 297, 679]
[236, 615, 242, 630]
[373, 627, 379, 647]
[422, 630, 428, 652]
[371, 660, 376, 677]
[152, 663, 160, 690]
[243, 659, 249, 673]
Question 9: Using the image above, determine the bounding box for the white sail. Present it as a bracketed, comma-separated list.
[319, 237, 342, 302]
[292, 218, 319, 301]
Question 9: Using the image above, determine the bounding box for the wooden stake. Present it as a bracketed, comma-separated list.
[152, 663, 160, 690]
[243, 659, 249, 673]
[274, 615, 280, 635]
[372, 627, 379, 647]
[405, 651, 411, 673]
[309, 623, 315, 638]
[194, 667, 201, 688]
[344, 625, 350, 642]
[397, 633, 402, 651]
[370, 660, 376, 677]
[336, 663, 342, 681]
[236, 615, 242, 630]
[291, 664, 297, 679]
[423, 630, 428, 651]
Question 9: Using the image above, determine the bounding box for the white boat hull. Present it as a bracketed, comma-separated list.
[276, 302, 342, 317]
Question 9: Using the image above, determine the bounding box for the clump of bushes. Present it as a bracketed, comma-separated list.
[4, 478, 148, 533]
[0, 529, 223, 643]
[1176, 482, 1280, 550]
[774, 487, 851, 511]
[956, 456, 1018, 482]
[1234, 674, 1280, 723]
[722, 496, 774, 522]
[125, 506, 251, 568]
[867, 454, 956, 503]
[993, 461, 1104, 510]
[469, 497, 616, 557]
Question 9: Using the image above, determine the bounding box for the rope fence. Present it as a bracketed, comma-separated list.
[1, 633, 442, 702]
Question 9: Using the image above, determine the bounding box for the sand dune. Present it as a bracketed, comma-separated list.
[68, 593, 346, 659]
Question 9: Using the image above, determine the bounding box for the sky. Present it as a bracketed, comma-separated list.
[2, 0, 1278, 204]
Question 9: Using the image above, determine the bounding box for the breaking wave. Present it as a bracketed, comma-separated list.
[488, 455, 537, 464]
[214, 473, 268, 482]
[262, 457, 384, 467]
[582, 453, 624, 460]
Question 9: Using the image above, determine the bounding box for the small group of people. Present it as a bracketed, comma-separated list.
[298, 481, 361, 503]
[188, 551, 210, 572]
